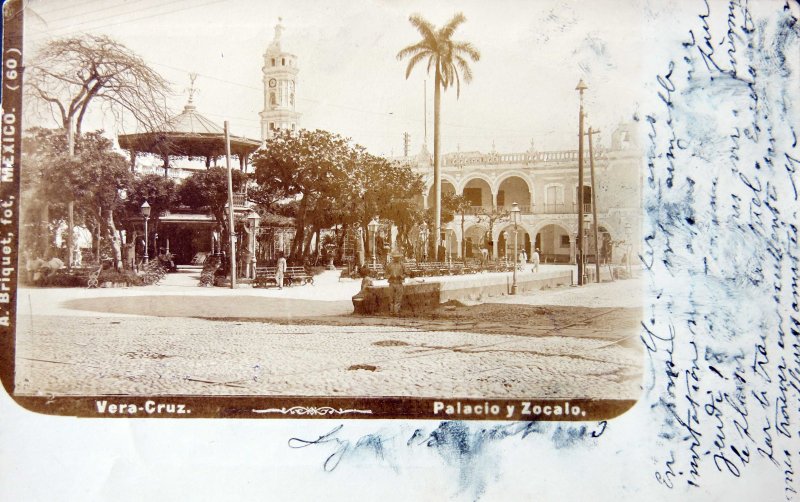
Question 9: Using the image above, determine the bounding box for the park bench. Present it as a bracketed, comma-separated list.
[72, 265, 102, 288]
[425, 261, 452, 276]
[462, 259, 483, 274]
[366, 263, 385, 280]
[286, 266, 314, 285]
[253, 266, 277, 288]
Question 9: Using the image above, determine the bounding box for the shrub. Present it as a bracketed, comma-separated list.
[98, 269, 143, 286]
[36, 273, 87, 288]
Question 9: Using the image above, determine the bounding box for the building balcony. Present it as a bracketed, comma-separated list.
[458, 203, 595, 216]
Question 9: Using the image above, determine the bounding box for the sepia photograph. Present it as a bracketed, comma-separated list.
[5, 0, 645, 419]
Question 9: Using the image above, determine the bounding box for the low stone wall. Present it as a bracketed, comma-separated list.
[352, 269, 574, 315]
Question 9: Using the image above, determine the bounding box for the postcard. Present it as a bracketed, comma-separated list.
[1, 0, 798, 500]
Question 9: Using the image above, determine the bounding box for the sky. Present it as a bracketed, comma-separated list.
[22, 0, 645, 157]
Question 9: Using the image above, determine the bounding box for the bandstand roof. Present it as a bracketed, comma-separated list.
[117, 102, 262, 158]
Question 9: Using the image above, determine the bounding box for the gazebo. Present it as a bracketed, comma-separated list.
[118, 98, 262, 176]
[117, 93, 263, 266]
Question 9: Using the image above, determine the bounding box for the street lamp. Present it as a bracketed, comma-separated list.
[420, 222, 429, 262]
[368, 218, 379, 266]
[246, 210, 260, 278]
[140, 201, 151, 264]
[511, 202, 520, 295]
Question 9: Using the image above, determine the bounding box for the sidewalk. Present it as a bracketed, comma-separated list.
[19, 268, 361, 317]
[488, 276, 644, 309]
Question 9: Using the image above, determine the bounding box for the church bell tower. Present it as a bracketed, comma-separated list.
[260, 18, 300, 141]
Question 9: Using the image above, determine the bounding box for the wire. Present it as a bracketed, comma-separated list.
[29, 0, 152, 31]
[28, 0, 227, 41]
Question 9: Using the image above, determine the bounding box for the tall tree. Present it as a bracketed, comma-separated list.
[26, 34, 171, 266]
[450, 194, 472, 259]
[475, 206, 510, 260]
[397, 13, 480, 260]
[251, 129, 352, 262]
[21, 128, 132, 267]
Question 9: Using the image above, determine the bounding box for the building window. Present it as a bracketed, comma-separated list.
[463, 187, 482, 207]
[282, 58, 285, 65]
[560, 235, 570, 248]
[271, 58, 275, 67]
[291, 124, 296, 131]
[270, 92, 276, 106]
[545, 184, 565, 212]
[497, 190, 505, 207]
[269, 122, 275, 130]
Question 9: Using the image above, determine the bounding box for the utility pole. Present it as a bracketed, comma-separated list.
[575, 79, 587, 286]
[403, 132, 410, 157]
[224, 121, 236, 289]
[587, 127, 601, 283]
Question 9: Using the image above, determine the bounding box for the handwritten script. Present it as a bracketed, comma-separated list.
[643, 0, 799, 497]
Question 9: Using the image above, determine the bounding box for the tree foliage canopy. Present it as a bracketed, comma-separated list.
[396, 13, 481, 98]
[251, 129, 424, 260]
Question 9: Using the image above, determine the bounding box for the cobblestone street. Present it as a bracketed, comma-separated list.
[14, 267, 643, 400]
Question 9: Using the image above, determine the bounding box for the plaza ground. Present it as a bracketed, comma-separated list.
[13, 265, 643, 399]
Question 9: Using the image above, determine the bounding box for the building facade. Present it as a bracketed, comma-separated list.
[400, 123, 641, 265]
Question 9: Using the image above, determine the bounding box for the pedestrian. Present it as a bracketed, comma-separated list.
[519, 249, 527, 270]
[385, 251, 409, 316]
[276, 252, 287, 289]
[532, 248, 540, 273]
[481, 247, 489, 265]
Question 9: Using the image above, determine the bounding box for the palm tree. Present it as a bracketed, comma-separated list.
[397, 13, 480, 258]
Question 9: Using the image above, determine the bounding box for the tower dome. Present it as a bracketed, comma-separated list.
[259, 18, 301, 141]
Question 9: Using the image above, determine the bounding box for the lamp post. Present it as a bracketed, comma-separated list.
[246, 210, 260, 278]
[511, 202, 520, 295]
[368, 219, 379, 266]
[140, 201, 151, 264]
[420, 222, 429, 262]
[576, 78, 588, 286]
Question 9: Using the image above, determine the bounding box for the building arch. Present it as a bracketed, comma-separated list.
[424, 174, 459, 196]
[460, 176, 493, 208]
[528, 221, 574, 264]
[425, 178, 457, 209]
[495, 221, 535, 259]
[496, 174, 534, 210]
[493, 170, 533, 194]
[457, 172, 495, 194]
[529, 219, 577, 238]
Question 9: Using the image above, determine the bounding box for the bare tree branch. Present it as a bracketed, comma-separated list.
[25, 34, 173, 135]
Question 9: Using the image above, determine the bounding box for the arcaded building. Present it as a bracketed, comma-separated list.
[401, 123, 641, 265]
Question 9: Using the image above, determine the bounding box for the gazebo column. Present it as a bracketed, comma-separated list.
[162, 154, 170, 178]
[239, 152, 246, 173]
[205, 155, 212, 168]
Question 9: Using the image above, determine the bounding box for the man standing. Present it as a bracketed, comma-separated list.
[385, 251, 409, 316]
[276, 252, 287, 289]
[532, 248, 540, 273]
